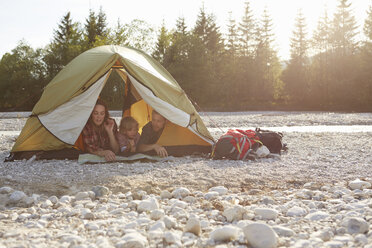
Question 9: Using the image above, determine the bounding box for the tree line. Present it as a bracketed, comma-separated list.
[0, 0, 371, 111]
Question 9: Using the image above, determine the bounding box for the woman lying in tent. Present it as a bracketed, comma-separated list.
[82, 99, 119, 161]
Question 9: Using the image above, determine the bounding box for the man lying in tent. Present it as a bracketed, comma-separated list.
[137, 110, 168, 157]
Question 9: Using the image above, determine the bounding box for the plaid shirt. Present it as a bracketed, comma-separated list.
[82, 118, 118, 153]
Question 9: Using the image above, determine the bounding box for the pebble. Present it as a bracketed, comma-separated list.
[243, 223, 278, 248]
[0, 186, 14, 194]
[341, 217, 369, 234]
[305, 211, 330, 221]
[92, 186, 110, 198]
[172, 187, 191, 199]
[75, 192, 90, 201]
[286, 206, 307, 217]
[208, 186, 228, 195]
[209, 225, 240, 242]
[150, 209, 164, 220]
[223, 205, 246, 222]
[137, 197, 159, 213]
[117, 231, 148, 248]
[1, 179, 372, 248]
[254, 208, 278, 220]
[348, 179, 371, 190]
[184, 217, 201, 236]
[9, 191, 27, 203]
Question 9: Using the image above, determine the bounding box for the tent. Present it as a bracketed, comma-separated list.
[10, 45, 214, 159]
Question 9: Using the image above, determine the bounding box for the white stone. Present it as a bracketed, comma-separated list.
[61, 234, 84, 243]
[272, 226, 295, 237]
[149, 220, 165, 231]
[60, 195, 71, 204]
[137, 197, 159, 213]
[243, 223, 278, 248]
[171, 199, 188, 209]
[81, 208, 94, 219]
[164, 231, 181, 245]
[0, 186, 13, 194]
[348, 179, 371, 190]
[223, 205, 246, 222]
[92, 185, 110, 198]
[204, 192, 219, 200]
[164, 216, 177, 229]
[254, 208, 278, 220]
[354, 234, 368, 245]
[286, 206, 307, 217]
[117, 232, 148, 248]
[183, 196, 196, 203]
[150, 209, 164, 220]
[323, 241, 344, 248]
[160, 190, 172, 199]
[9, 191, 27, 203]
[311, 229, 334, 241]
[172, 187, 191, 199]
[209, 186, 228, 195]
[48, 196, 58, 204]
[305, 211, 330, 221]
[41, 200, 53, 208]
[148, 229, 163, 240]
[184, 217, 201, 236]
[341, 217, 369, 234]
[210, 225, 240, 242]
[86, 223, 99, 231]
[75, 192, 90, 201]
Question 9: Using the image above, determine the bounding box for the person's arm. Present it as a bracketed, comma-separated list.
[138, 143, 168, 157]
[83, 125, 116, 161]
[91, 149, 116, 161]
[104, 119, 119, 154]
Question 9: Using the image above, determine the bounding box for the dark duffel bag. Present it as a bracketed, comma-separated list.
[255, 128, 286, 154]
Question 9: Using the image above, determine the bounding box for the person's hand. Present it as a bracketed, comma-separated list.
[129, 140, 136, 152]
[154, 144, 168, 157]
[104, 119, 115, 134]
[103, 150, 116, 161]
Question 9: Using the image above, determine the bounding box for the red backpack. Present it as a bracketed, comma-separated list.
[211, 129, 261, 160]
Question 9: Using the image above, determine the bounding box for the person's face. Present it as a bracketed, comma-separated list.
[125, 126, 138, 139]
[91, 104, 105, 126]
[152, 113, 166, 132]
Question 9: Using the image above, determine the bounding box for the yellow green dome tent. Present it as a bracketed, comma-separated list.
[10, 45, 214, 159]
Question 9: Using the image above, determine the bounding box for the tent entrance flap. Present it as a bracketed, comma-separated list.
[38, 71, 111, 145]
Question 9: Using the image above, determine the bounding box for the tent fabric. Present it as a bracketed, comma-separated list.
[38, 71, 110, 145]
[11, 45, 214, 154]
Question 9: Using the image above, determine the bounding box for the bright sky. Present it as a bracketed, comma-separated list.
[0, 0, 370, 60]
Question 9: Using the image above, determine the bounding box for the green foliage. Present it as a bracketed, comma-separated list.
[0, 41, 46, 110]
[282, 9, 309, 103]
[1, 2, 371, 111]
[43, 12, 82, 81]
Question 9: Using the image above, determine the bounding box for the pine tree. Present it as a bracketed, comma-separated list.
[238, 1, 255, 57]
[97, 7, 108, 37]
[109, 19, 130, 46]
[226, 12, 239, 58]
[309, 7, 333, 108]
[85, 9, 98, 48]
[331, 0, 358, 55]
[364, 5, 372, 41]
[43, 12, 82, 80]
[282, 9, 309, 104]
[253, 7, 282, 101]
[152, 21, 170, 64]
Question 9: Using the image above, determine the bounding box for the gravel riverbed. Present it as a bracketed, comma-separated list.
[0, 111, 371, 247]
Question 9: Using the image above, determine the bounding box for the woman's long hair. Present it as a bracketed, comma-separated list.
[89, 98, 110, 126]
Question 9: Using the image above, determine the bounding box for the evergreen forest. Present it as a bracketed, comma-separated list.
[1, 0, 371, 112]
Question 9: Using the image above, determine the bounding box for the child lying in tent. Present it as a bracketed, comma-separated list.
[116, 116, 140, 155]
